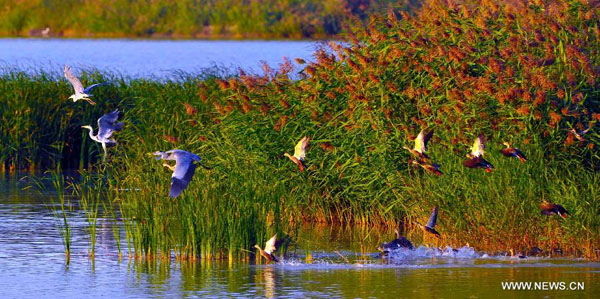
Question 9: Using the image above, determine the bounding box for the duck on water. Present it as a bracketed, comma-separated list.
[378, 229, 414, 254]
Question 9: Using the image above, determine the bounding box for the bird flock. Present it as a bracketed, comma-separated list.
[64, 65, 212, 200]
[64, 64, 574, 263]
[64, 65, 284, 262]
[378, 129, 571, 255]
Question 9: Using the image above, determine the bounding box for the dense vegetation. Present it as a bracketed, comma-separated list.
[0, 0, 419, 39]
[1, 0, 599, 260]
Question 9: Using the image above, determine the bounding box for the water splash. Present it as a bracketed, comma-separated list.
[270, 245, 600, 270]
[385, 245, 482, 260]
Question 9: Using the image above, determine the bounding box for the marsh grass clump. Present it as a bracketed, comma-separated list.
[71, 171, 106, 258]
[3, 0, 600, 259]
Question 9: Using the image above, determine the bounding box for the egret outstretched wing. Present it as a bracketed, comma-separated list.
[170, 162, 197, 198]
[97, 110, 123, 141]
[83, 83, 107, 94]
[426, 206, 438, 229]
[64, 65, 84, 94]
[159, 150, 202, 198]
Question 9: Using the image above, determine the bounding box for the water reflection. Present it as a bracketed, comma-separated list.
[1, 173, 600, 297]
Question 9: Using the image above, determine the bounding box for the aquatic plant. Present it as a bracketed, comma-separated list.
[71, 171, 104, 258]
[2, 0, 600, 260]
[29, 170, 74, 258]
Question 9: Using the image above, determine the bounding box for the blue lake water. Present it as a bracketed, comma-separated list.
[0, 38, 319, 78]
[1, 173, 600, 298]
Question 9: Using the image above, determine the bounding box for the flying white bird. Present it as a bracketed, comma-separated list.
[81, 110, 124, 162]
[151, 149, 211, 198]
[64, 65, 105, 105]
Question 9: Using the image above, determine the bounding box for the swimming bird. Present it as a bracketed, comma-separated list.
[464, 135, 493, 172]
[417, 206, 441, 238]
[151, 149, 211, 198]
[284, 136, 309, 172]
[411, 159, 442, 176]
[403, 129, 434, 161]
[540, 201, 569, 218]
[377, 229, 414, 253]
[81, 109, 123, 162]
[255, 234, 278, 264]
[500, 141, 527, 163]
[64, 65, 106, 105]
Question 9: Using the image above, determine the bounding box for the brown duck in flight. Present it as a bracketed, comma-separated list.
[411, 159, 442, 176]
[255, 234, 278, 264]
[566, 122, 595, 142]
[403, 129, 434, 161]
[463, 134, 494, 172]
[540, 201, 569, 218]
[417, 206, 441, 238]
[284, 136, 309, 172]
[500, 142, 527, 163]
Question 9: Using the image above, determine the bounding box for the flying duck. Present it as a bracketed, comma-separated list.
[284, 136, 310, 171]
[255, 234, 278, 264]
[500, 141, 527, 163]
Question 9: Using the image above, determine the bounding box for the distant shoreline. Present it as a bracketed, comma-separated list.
[3, 31, 342, 41]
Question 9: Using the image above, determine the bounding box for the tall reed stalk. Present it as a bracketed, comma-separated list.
[29, 170, 73, 259]
[71, 171, 103, 258]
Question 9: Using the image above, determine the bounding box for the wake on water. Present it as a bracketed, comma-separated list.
[266, 246, 599, 270]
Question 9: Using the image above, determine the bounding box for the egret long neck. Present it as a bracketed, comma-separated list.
[86, 128, 99, 142]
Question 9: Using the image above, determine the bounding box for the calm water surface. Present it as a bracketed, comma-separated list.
[1, 173, 599, 298]
[0, 38, 319, 78]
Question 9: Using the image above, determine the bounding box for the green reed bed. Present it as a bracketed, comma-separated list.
[3, 0, 600, 259]
[6, 68, 600, 259]
[71, 171, 106, 258]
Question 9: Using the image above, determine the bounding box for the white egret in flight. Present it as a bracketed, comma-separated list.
[81, 109, 124, 162]
[64, 65, 106, 105]
[151, 149, 211, 198]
